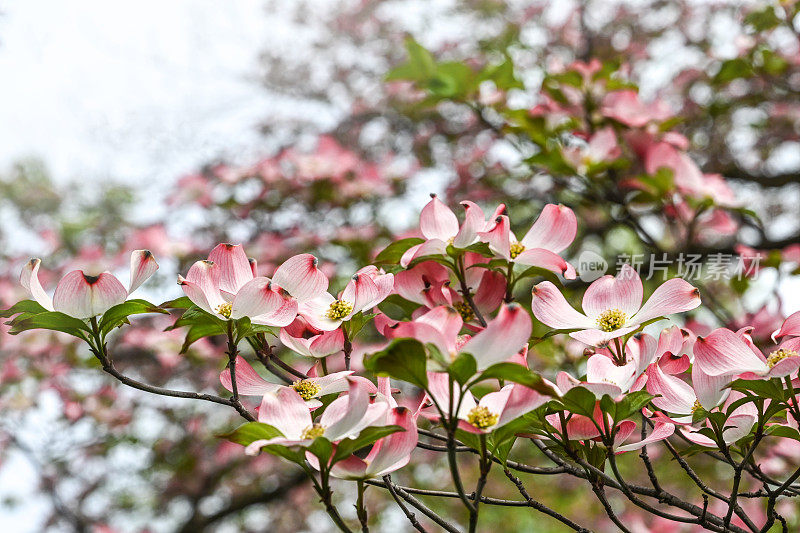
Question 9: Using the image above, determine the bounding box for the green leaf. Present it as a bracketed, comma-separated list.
[714, 58, 752, 84]
[181, 323, 226, 353]
[599, 395, 616, 419]
[385, 37, 437, 82]
[472, 363, 557, 396]
[374, 238, 425, 265]
[166, 306, 226, 332]
[377, 294, 420, 321]
[98, 299, 169, 334]
[363, 338, 429, 389]
[332, 425, 404, 464]
[158, 296, 194, 309]
[614, 391, 655, 421]
[218, 422, 284, 446]
[7, 311, 90, 337]
[0, 299, 49, 318]
[729, 378, 785, 402]
[515, 265, 563, 287]
[744, 6, 781, 31]
[457, 241, 494, 257]
[449, 352, 477, 385]
[307, 437, 334, 465]
[560, 387, 597, 418]
[346, 311, 377, 339]
[766, 425, 800, 442]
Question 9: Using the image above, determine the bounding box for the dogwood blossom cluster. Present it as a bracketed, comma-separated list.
[6, 196, 800, 533]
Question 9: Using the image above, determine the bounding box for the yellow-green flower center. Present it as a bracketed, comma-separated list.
[597, 309, 627, 332]
[466, 406, 499, 429]
[454, 301, 475, 323]
[326, 300, 354, 320]
[302, 423, 325, 440]
[292, 379, 322, 400]
[509, 242, 526, 260]
[216, 302, 232, 319]
[766, 349, 799, 369]
[691, 399, 702, 413]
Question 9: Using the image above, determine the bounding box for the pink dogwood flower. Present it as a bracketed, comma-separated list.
[329, 378, 419, 479]
[545, 400, 674, 453]
[279, 316, 345, 358]
[299, 266, 393, 331]
[394, 255, 505, 325]
[694, 327, 800, 380]
[562, 127, 621, 174]
[220, 355, 356, 409]
[645, 360, 731, 424]
[478, 204, 578, 279]
[600, 90, 672, 128]
[400, 195, 502, 267]
[380, 303, 531, 370]
[244, 378, 389, 454]
[423, 372, 548, 434]
[20, 250, 159, 319]
[178, 244, 327, 325]
[530, 264, 701, 346]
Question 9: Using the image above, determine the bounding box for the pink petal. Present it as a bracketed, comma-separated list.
[773, 311, 800, 341]
[628, 333, 658, 377]
[394, 261, 450, 306]
[691, 365, 731, 410]
[280, 327, 344, 358]
[128, 250, 159, 294]
[341, 272, 381, 314]
[183, 260, 226, 313]
[495, 384, 548, 427]
[694, 328, 767, 377]
[631, 278, 701, 325]
[586, 354, 636, 393]
[419, 194, 459, 241]
[315, 371, 360, 395]
[477, 214, 511, 259]
[257, 388, 311, 439]
[530, 281, 595, 330]
[612, 420, 637, 447]
[231, 277, 299, 326]
[20, 258, 54, 311]
[298, 293, 341, 331]
[519, 204, 577, 253]
[355, 266, 394, 309]
[220, 355, 280, 396]
[273, 254, 329, 303]
[460, 303, 531, 369]
[208, 243, 253, 294]
[452, 201, 486, 248]
[401, 239, 448, 266]
[415, 306, 463, 349]
[387, 320, 455, 358]
[322, 378, 370, 440]
[52, 271, 127, 319]
[513, 248, 575, 279]
[329, 456, 369, 480]
[248, 257, 258, 277]
[471, 270, 506, 315]
[616, 420, 674, 453]
[582, 264, 643, 318]
[645, 363, 695, 414]
[365, 406, 418, 476]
